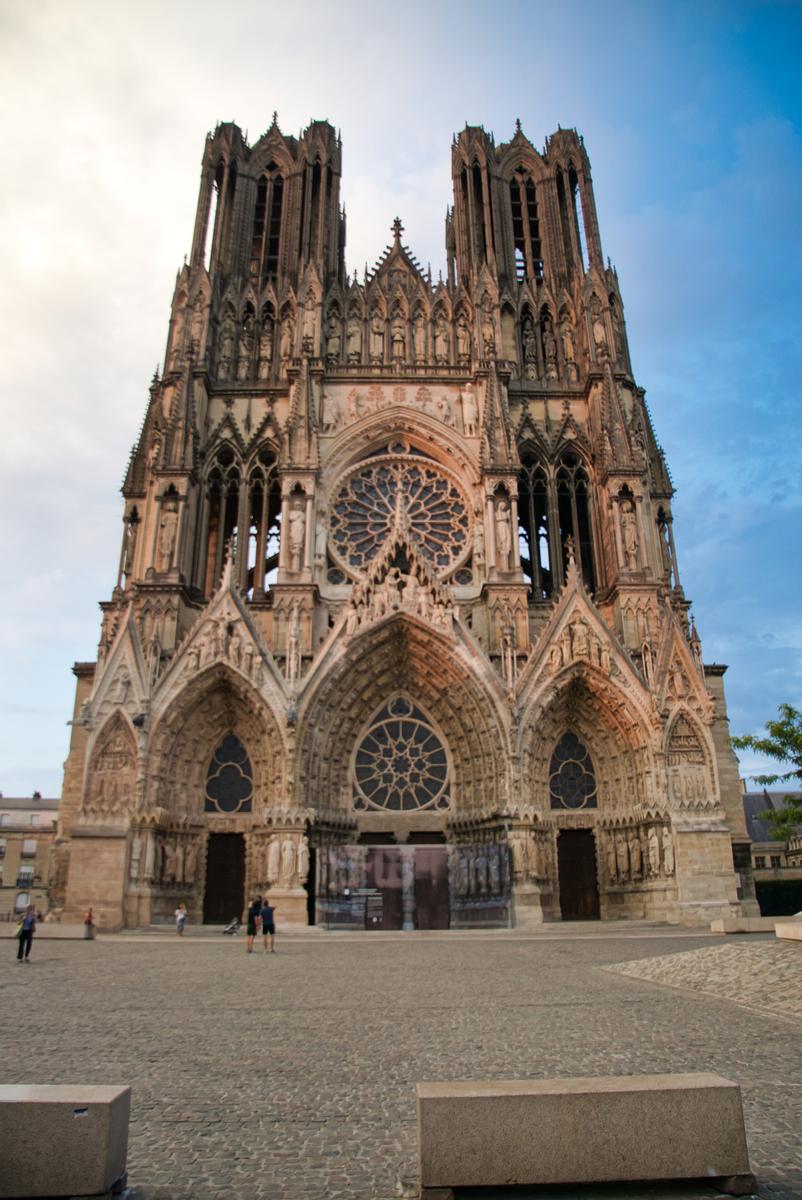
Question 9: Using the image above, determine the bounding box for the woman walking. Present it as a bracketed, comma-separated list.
[16, 905, 36, 962]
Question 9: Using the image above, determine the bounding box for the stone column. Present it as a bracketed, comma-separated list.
[400, 846, 416, 932]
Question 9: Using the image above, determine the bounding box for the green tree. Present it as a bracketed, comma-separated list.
[731, 704, 802, 841]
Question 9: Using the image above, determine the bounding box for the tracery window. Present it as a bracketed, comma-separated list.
[353, 697, 450, 813]
[510, 169, 543, 282]
[250, 162, 283, 279]
[205, 734, 253, 814]
[518, 455, 553, 598]
[549, 732, 597, 810]
[329, 456, 470, 577]
[200, 444, 280, 597]
[556, 452, 595, 591]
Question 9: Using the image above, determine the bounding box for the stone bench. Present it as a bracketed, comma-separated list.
[0, 1085, 130, 1199]
[417, 1073, 754, 1198]
[775, 921, 802, 942]
[711, 916, 797, 934]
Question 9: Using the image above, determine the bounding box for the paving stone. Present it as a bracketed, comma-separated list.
[0, 931, 800, 1199]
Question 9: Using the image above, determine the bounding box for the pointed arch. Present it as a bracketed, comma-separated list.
[84, 712, 137, 817]
[147, 664, 285, 819]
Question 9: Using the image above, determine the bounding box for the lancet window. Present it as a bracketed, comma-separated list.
[250, 162, 284, 279]
[518, 451, 596, 597]
[200, 445, 280, 597]
[549, 731, 597, 810]
[510, 168, 543, 282]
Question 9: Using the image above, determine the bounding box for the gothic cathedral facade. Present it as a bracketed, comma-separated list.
[55, 117, 757, 930]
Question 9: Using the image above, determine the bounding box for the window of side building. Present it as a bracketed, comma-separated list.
[21, 839, 37, 858]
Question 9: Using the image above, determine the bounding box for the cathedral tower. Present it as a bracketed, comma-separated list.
[54, 117, 756, 931]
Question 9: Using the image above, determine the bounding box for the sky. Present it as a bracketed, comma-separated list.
[0, 0, 800, 797]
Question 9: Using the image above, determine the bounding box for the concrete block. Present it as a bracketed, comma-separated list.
[0, 1084, 130, 1198]
[417, 1073, 752, 1193]
[775, 921, 802, 942]
[712, 916, 798, 934]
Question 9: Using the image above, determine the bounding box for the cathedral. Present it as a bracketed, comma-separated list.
[54, 116, 757, 930]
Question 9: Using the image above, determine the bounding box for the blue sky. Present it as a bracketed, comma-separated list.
[0, 0, 800, 795]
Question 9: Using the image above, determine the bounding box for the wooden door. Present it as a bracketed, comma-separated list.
[557, 829, 600, 919]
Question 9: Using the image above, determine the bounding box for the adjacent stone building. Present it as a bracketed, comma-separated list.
[56, 116, 757, 930]
[0, 794, 58, 917]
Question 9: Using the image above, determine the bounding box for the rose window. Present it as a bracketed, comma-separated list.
[329, 457, 470, 576]
[353, 697, 450, 812]
[549, 731, 598, 810]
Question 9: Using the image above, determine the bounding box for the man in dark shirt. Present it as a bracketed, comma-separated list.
[246, 897, 262, 954]
[260, 900, 276, 953]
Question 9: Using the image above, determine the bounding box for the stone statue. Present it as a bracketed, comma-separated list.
[542, 316, 558, 379]
[184, 842, 197, 883]
[286, 603, 301, 684]
[267, 837, 281, 884]
[314, 513, 328, 566]
[228, 625, 242, 668]
[302, 296, 316, 352]
[279, 312, 295, 369]
[560, 313, 575, 367]
[614, 830, 629, 881]
[571, 618, 589, 660]
[522, 318, 537, 367]
[369, 311, 384, 363]
[218, 315, 235, 379]
[163, 840, 176, 885]
[434, 312, 449, 364]
[488, 846, 501, 893]
[257, 317, 273, 378]
[661, 827, 675, 875]
[190, 298, 205, 355]
[237, 312, 254, 380]
[169, 302, 186, 368]
[647, 826, 661, 876]
[525, 833, 540, 879]
[321, 392, 339, 433]
[156, 500, 179, 572]
[297, 835, 310, 884]
[280, 836, 296, 884]
[606, 834, 617, 882]
[325, 316, 341, 363]
[391, 316, 406, 362]
[590, 294, 607, 358]
[347, 314, 362, 363]
[481, 301, 495, 357]
[628, 830, 642, 878]
[413, 311, 426, 362]
[495, 500, 512, 571]
[461, 385, 478, 437]
[287, 503, 306, 572]
[456, 313, 471, 363]
[620, 500, 639, 570]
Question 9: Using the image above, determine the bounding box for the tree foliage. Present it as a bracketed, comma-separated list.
[731, 704, 802, 841]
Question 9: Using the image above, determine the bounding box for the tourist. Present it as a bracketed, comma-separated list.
[260, 898, 276, 953]
[84, 908, 95, 939]
[246, 897, 262, 953]
[16, 905, 36, 962]
[175, 902, 187, 935]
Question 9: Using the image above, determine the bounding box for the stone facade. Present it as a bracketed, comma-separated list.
[0, 795, 58, 918]
[56, 116, 757, 930]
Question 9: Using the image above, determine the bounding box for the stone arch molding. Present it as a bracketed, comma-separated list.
[296, 614, 511, 823]
[146, 663, 287, 821]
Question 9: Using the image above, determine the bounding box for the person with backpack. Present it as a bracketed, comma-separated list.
[16, 906, 36, 962]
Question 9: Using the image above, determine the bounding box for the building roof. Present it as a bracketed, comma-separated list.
[0, 796, 59, 812]
[742, 790, 801, 843]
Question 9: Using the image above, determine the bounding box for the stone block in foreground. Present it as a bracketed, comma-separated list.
[0, 1084, 130, 1198]
[775, 921, 802, 941]
[417, 1073, 753, 1197]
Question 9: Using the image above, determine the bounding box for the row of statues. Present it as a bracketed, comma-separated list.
[320, 383, 479, 436]
[548, 615, 612, 675]
[128, 830, 199, 887]
[169, 286, 626, 385]
[452, 842, 511, 900]
[604, 824, 674, 883]
[256, 833, 310, 888]
[345, 567, 454, 637]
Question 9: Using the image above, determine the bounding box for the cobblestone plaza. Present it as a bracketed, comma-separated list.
[2, 927, 802, 1199]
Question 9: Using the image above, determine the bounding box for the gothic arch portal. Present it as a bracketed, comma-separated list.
[297, 616, 509, 824]
[147, 665, 285, 819]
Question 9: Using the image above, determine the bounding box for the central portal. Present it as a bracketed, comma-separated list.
[557, 828, 600, 919]
[203, 832, 245, 924]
